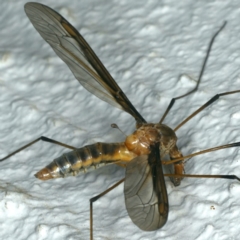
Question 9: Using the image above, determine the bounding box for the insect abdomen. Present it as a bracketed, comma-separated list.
[35, 142, 136, 180]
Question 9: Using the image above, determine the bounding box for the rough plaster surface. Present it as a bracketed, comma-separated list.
[0, 1, 240, 240]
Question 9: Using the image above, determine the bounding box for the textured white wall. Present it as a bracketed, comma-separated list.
[0, 1, 240, 240]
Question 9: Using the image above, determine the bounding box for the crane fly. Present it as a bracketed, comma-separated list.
[1, 2, 240, 239]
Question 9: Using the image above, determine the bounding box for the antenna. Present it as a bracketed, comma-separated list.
[111, 123, 127, 137]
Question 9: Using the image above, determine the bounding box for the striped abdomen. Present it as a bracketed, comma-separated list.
[35, 142, 137, 180]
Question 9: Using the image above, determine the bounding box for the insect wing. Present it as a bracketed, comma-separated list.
[24, 3, 145, 124]
[124, 146, 168, 231]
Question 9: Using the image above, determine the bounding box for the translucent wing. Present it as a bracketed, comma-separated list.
[124, 145, 168, 231]
[24, 2, 146, 124]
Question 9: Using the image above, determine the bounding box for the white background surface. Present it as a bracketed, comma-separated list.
[0, 1, 240, 240]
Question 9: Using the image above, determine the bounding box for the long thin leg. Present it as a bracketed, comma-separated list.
[90, 178, 125, 240]
[163, 141, 240, 165]
[165, 173, 240, 181]
[174, 90, 240, 131]
[159, 21, 227, 124]
[0, 136, 76, 162]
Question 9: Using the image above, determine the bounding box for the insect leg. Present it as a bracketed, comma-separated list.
[163, 141, 240, 165]
[164, 173, 240, 181]
[174, 89, 240, 131]
[0, 136, 76, 162]
[90, 178, 125, 240]
[159, 21, 227, 124]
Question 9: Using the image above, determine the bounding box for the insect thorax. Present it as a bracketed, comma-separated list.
[125, 123, 178, 157]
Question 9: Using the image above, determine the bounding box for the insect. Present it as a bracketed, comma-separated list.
[1, 2, 240, 240]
